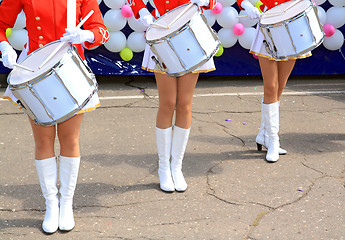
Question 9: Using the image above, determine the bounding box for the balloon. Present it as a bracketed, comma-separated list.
[120, 48, 133, 61]
[324, 24, 335, 37]
[323, 29, 344, 50]
[103, 0, 125, 9]
[13, 11, 26, 30]
[328, 0, 345, 7]
[255, 1, 263, 12]
[104, 9, 127, 31]
[6, 28, 12, 37]
[326, 7, 345, 28]
[217, 28, 238, 48]
[217, 0, 236, 7]
[217, 7, 239, 28]
[203, 10, 216, 27]
[97, 0, 102, 4]
[104, 31, 127, 52]
[215, 45, 224, 57]
[7, 29, 28, 50]
[212, 2, 223, 14]
[316, 6, 326, 25]
[127, 32, 146, 52]
[233, 23, 245, 35]
[313, 0, 326, 5]
[238, 27, 256, 49]
[239, 10, 258, 27]
[128, 16, 147, 32]
[121, 5, 133, 18]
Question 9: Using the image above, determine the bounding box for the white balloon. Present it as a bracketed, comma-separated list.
[13, 11, 26, 30]
[128, 16, 147, 32]
[326, 7, 345, 28]
[238, 27, 256, 49]
[328, 0, 345, 7]
[203, 10, 216, 27]
[217, 7, 239, 28]
[217, 0, 236, 7]
[313, 0, 327, 5]
[104, 31, 127, 52]
[127, 32, 146, 52]
[97, 0, 102, 4]
[217, 28, 238, 48]
[7, 29, 28, 50]
[323, 29, 344, 50]
[316, 6, 326, 25]
[239, 10, 258, 27]
[103, 0, 125, 9]
[104, 9, 127, 31]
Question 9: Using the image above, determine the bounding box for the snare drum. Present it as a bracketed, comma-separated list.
[7, 41, 98, 126]
[145, 3, 220, 77]
[259, 0, 324, 60]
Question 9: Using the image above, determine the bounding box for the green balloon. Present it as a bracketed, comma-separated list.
[215, 45, 224, 57]
[120, 48, 133, 61]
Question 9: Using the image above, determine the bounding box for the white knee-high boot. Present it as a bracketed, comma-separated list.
[171, 125, 190, 192]
[58, 155, 80, 231]
[35, 157, 59, 234]
[263, 102, 280, 162]
[256, 99, 287, 155]
[156, 126, 175, 192]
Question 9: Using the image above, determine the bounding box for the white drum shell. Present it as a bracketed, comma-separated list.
[7, 41, 97, 126]
[259, 1, 324, 59]
[146, 4, 220, 77]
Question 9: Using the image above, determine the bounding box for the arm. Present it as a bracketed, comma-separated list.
[0, 0, 22, 42]
[128, 0, 148, 19]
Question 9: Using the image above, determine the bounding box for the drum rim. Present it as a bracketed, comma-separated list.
[7, 40, 72, 87]
[145, 3, 200, 42]
[260, 0, 313, 26]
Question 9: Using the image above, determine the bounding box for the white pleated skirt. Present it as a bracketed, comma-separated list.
[141, 44, 216, 74]
[250, 25, 312, 61]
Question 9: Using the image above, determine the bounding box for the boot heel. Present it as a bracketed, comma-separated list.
[256, 143, 263, 151]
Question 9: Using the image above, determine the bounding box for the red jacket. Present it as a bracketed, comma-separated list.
[129, 0, 217, 19]
[0, 0, 109, 59]
[237, 0, 292, 11]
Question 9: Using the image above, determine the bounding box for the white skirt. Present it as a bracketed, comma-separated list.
[250, 25, 312, 61]
[141, 44, 216, 74]
[3, 48, 100, 114]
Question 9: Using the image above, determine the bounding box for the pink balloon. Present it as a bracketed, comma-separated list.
[324, 24, 335, 37]
[233, 23, 245, 36]
[121, 5, 133, 18]
[211, 2, 223, 14]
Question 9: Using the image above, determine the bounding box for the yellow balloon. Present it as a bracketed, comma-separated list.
[255, 1, 263, 13]
[215, 45, 224, 57]
[120, 48, 133, 61]
[6, 28, 12, 37]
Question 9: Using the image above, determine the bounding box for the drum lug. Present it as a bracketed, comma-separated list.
[16, 100, 26, 109]
[151, 56, 165, 71]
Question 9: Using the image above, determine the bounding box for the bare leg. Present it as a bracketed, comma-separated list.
[175, 73, 199, 129]
[258, 56, 279, 104]
[57, 113, 84, 157]
[29, 118, 56, 160]
[277, 59, 296, 101]
[155, 73, 177, 129]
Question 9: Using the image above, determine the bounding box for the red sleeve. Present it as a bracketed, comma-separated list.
[0, 0, 22, 43]
[237, 0, 245, 10]
[80, 0, 109, 49]
[128, 0, 148, 19]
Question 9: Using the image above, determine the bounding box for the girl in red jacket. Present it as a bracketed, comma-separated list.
[0, 0, 108, 234]
[129, 0, 216, 192]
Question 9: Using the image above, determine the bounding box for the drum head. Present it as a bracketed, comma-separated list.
[146, 4, 199, 41]
[8, 41, 70, 85]
[260, 0, 311, 25]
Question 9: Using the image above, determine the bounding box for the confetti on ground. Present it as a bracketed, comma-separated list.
[292, 100, 295, 103]
[140, 89, 144, 92]
[225, 119, 231, 122]
[254, 87, 257, 90]
[242, 122, 247, 125]
[297, 188, 303, 192]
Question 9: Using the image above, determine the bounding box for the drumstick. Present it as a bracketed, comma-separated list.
[168, 3, 194, 28]
[0, 58, 34, 72]
[283, 0, 303, 12]
[237, 12, 283, 18]
[38, 10, 94, 69]
[151, 22, 169, 29]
